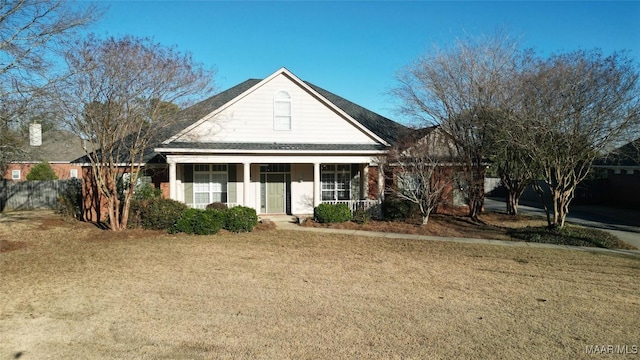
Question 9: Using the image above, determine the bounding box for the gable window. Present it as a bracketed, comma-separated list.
[193, 164, 228, 208]
[321, 164, 351, 201]
[11, 170, 20, 180]
[274, 90, 292, 130]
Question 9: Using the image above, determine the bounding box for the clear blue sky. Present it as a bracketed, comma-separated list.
[89, 1, 640, 124]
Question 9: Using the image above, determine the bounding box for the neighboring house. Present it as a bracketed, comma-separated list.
[79, 67, 413, 219]
[3, 129, 85, 181]
[592, 138, 640, 208]
[382, 125, 471, 208]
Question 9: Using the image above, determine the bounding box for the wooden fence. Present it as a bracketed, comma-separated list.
[0, 180, 71, 211]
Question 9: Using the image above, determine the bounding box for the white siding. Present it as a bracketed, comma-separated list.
[175, 73, 379, 145]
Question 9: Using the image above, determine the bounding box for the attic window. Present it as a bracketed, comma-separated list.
[274, 91, 292, 130]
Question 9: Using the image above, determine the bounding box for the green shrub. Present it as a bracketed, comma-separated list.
[507, 226, 628, 249]
[314, 203, 352, 223]
[352, 208, 371, 225]
[26, 161, 58, 181]
[170, 208, 224, 235]
[381, 195, 419, 222]
[206, 202, 228, 210]
[129, 198, 187, 230]
[57, 178, 83, 219]
[132, 182, 162, 200]
[224, 206, 258, 232]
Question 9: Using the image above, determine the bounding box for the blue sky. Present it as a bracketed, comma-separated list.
[89, 1, 640, 124]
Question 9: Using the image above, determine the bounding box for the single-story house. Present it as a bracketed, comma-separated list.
[79, 67, 416, 219]
[3, 129, 85, 181]
[157, 67, 414, 215]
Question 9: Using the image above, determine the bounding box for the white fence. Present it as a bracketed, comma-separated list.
[188, 202, 239, 210]
[322, 199, 382, 217]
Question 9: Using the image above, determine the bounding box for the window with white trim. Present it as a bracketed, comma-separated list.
[11, 170, 20, 180]
[70, 169, 78, 178]
[193, 164, 228, 208]
[274, 90, 292, 130]
[398, 172, 421, 192]
[321, 164, 351, 201]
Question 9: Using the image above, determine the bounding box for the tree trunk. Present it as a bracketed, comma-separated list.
[506, 190, 520, 215]
[532, 182, 552, 227]
[467, 167, 485, 220]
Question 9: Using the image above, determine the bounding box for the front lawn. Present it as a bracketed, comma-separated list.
[302, 212, 637, 250]
[1, 211, 639, 359]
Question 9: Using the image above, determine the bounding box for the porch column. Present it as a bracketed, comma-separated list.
[243, 162, 250, 207]
[168, 160, 176, 200]
[313, 162, 321, 207]
[377, 164, 385, 200]
[361, 164, 368, 199]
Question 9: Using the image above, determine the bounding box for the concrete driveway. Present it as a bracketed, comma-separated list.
[484, 198, 640, 249]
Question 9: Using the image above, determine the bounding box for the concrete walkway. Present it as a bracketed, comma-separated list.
[260, 215, 640, 258]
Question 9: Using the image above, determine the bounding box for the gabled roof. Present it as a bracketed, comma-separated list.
[162, 68, 410, 149]
[303, 82, 409, 145]
[594, 138, 640, 168]
[75, 68, 410, 164]
[20, 130, 86, 163]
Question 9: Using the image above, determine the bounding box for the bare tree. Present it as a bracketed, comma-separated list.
[0, 0, 99, 175]
[58, 35, 215, 231]
[517, 50, 640, 228]
[394, 31, 521, 220]
[385, 128, 452, 225]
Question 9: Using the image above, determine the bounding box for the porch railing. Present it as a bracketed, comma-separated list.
[321, 199, 381, 217]
[188, 202, 239, 210]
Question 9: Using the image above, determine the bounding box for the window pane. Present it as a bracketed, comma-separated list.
[337, 173, 350, 200]
[194, 192, 210, 204]
[211, 173, 227, 192]
[275, 90, 291, 100]
[275, 101, 290, 114]
[211, 192, 224, 203]
[322, 191, 334, 201]
[195, 164, 209, 172]
[275, 115, 291, 130]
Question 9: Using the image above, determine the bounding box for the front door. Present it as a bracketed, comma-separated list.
[260, 164, 291, 214]
[266, 174, 285, 213]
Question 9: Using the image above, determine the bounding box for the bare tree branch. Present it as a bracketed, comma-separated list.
[56, 35, 216, 231]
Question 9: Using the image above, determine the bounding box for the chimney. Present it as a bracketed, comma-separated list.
[29, 123, 42, 146]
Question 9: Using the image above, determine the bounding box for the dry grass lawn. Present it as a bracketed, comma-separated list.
[1, 211, 639, 359]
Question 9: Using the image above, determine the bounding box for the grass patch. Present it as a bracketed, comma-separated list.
[507, 225, 634, 249]
[1, 211, 639, 359]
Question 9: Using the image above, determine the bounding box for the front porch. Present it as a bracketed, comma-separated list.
[166, 158, 383, 216]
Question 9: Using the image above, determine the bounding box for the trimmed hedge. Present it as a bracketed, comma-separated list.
[170, 208, 224, 235]
[129, 198, 188, 230]
[381, 195, 419, 222]
[129, 200, 259, 234]
[314, 203, 352, 223]
[352, 208, 371, 225]
[206, 202, 228, 210]
[224, 206, 258, 233]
